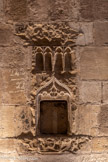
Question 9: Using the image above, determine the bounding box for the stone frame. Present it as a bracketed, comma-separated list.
[36, 77, 72, 136]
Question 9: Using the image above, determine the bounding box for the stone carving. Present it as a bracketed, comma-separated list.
[15, 23, 78, 46]
[20, 136, 91, 154]
[35, 77, 73, 135]
[32, 46, 77, 73]
[15, 23, 91, 154]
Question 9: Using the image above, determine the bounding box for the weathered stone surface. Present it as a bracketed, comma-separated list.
[28, 0, 70, 21]
[0, 46, 27, 68]
[98, 104, 108, 136]
[0, 105, 31, 138]
[80, 47, 108, 80]
[79, 81, 101, 103]
[2, 68, 28, 105]
[0, 23, 13, 45]
[103, 83, 108, 104]
[0, 139, 15, 154]
[0, 0, 3, 21]
[75, 105, 101, 136]
[69, 0, 79, 20]
[76, 104, 108, 137]
[12, 153, 108, 162]
[69, 22, 93, 45]
[0, 69, 3, 105]
[14, 106, 31, 136]
[92, 137, 108, 153]
[0, 106, 15, 137]
[27, 0, 50, 21]
[4, 0, 27, 21]
[80, 0, 108, 20]
[94, 22, 108, 45]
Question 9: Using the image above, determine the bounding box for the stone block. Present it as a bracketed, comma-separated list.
[0, 139, 15, 154]
[0, 70, 3, 105]
[14, 106, 31, 136]
[0, 106, 15, 138]
[98, 104, 108, 136]
[80, 0, 108, 20]
[94, 22, 108, 45]
[2, 68, 27, 105]
[69, 0, 79, 20]
[28, 0, 70, 21]
[69, 22, 93, 45]
[79, 81, 101, 103]
[75, 105, 91, 135]
[4, 0, 27, 21]
[92, 137, 108, 152]
[0, 24, 13, 45]
[103, 83, 108, 104]
[0, 0, 3, 21]
[75, 105, 100, 136]
[0, 106, 31, 138]
[80, 47, 108, 80]
[80, 0, 94, 20]
[0, 46, 27, 68]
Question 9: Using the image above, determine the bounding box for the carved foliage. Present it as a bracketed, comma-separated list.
[21, 136, 91, 154]
[16, 23, 78, 46]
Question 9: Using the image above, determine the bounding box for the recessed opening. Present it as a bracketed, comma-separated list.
[40, 100, 68, 135]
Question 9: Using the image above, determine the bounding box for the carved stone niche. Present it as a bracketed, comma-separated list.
[15, 23, 91, 154]
[36, 77, 72, 136]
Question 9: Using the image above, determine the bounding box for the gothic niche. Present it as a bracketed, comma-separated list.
[36, 77, 72, 136]
[15, 23, 91, 154]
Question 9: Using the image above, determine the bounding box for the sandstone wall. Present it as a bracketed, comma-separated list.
[0, 0, 108, 161]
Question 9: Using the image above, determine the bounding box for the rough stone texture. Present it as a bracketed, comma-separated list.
[80, 0, 108, 21]
[79, 81, 101, 103]
[4, 0, 27, 21]
[0, 0, 3, 21]
[14, 106, 31, 137]
[103, 83, 108, 104]
[0, 23, 13, 45]
[94, 22, 108, 46]
[0, 0, 108, 161]
[75, 105, 100, 136]
[1, 68, 28, 105]
[98, 104, 108, 135]
[92, 137, 108, 153]
[69, 22, 94, 45]
[0, 106, 15, 138]
[0, 46, 27, 68]
[28, 0, 70, 22]
[80, 47, 108, 80]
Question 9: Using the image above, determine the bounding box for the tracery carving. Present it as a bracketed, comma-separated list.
[15, 23, 91, 154]
[35, 77, 73, 135]
[32, 46, 76, 73]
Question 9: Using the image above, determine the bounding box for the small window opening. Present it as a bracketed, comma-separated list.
[40, 100, 68, 135]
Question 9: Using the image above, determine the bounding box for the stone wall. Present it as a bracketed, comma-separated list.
[0, 0, 108, 161]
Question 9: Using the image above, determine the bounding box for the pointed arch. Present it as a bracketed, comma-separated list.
[54, 47, 63, 72]
[64, 47, 72, 71]
[35, 47, 44, 72]
[44, 47, 52, 72]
